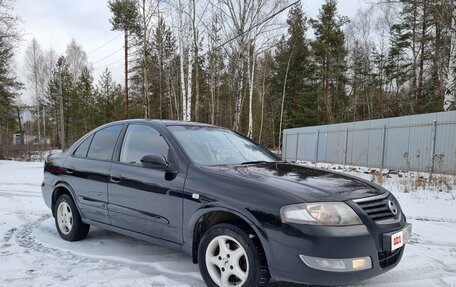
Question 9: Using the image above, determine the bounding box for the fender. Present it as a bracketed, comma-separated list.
[185, 201, 274, 265]
[52, 181, 84, 218]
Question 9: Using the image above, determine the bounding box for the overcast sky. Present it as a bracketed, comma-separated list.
[14, 0, 367, 104]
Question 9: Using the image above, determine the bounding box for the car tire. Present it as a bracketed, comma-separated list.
[198, 223, 270, 287]
[54, 194, 90, 241]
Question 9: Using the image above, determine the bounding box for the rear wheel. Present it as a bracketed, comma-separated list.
[198, 223, 269, 287]
[54, 194, 89, 241]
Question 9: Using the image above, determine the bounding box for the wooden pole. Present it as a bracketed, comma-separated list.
[58, 58, 65, 150]
[124, 30, 129, 119]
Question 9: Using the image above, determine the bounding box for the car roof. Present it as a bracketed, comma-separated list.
[107, 119, 217, 128]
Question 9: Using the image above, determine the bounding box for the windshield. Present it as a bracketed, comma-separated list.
[168, 126, 280, 166]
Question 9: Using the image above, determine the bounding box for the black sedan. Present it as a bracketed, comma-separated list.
[41, 120, 411, 286]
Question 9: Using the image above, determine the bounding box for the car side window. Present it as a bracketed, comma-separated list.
[73, 135, 93, 158]
[120, 125, 169, 165]
[87, 125, 123, 161]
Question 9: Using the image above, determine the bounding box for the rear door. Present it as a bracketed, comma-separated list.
[63, 124, 123, 224]
[107, 124, 184, 243]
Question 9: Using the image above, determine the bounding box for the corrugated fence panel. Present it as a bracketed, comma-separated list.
[317, 126, 328, 162]
[284, 133, 297, 162]
[346, 129, 355, 165]
[325, 130, 345, 164]
[297, 132, 316, 161]
[435, 123, 456, 173]
[350, 129, 370, 166]
[407, 124, 433, 172]
[367, 128, 384, 168]
[283, 111, 456, 174]
[384, 125, 410, 170]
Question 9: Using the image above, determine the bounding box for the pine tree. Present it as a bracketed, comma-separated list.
[272, 3, 313, 145]
[95, 68, 124, 124]
[74, 67, 95, 135]
[108, 0, 140, 119]
[151, 16, 177, 119]
[386, 0, 440, 114]
[44, 58, 73, 146]
[310, 0, 349, 124]
[286, 3, 317, 127]
[347, 41, 374, 120]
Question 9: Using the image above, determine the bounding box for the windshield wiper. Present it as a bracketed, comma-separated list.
[240, 160, 268, 165]
[240, 160, 286, 165]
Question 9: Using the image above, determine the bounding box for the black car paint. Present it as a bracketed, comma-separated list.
[42, 119, 407, 285]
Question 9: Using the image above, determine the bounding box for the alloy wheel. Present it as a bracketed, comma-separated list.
[57, 201, 73, 235]
[205, 235, 249, 287]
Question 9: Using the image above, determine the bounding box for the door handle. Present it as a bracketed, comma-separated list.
[109, 174, 122, 183]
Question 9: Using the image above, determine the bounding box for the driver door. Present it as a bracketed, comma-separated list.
[107, 124, 184, 243]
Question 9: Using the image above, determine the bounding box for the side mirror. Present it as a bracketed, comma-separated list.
[140, 154, 168, 169]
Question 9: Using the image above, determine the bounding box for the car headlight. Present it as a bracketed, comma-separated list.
[280, 202, 362, 226]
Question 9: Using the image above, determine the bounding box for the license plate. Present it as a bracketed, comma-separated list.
[391, 224, 412, 251]
[391, 230, 403, 251]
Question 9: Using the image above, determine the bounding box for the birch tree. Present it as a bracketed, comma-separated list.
[41, 48, 57, 140]
[247, 44, 256, 137]
[191, 0, 202, 121]
[177, 0, 188, 121]
[65, 39, 89, 80]
[24, 38, 44, 141]
[221, 0, 286, 132]
[444, 6, 456, 111]
[220, 0, 252, 131]
[246, 1, 284, 137]
[207, 1, 222, 125]
[186, 0, 194, 122]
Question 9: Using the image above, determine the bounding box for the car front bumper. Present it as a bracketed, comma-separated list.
[264, 221, 411, 285]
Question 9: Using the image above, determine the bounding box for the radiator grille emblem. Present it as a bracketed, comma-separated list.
[388, 200, 398, 215]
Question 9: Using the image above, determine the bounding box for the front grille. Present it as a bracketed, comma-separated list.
[378, 247, 402, 268]
[354, 194, 397, 221]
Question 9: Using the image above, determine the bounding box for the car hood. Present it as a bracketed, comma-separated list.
[203, 162, 386, 202]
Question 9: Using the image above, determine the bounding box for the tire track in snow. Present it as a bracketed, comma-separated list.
[15, 214, 58, 254]
[1, 227, 16, 250]
[358, 265, 456, 286]
[0, 182, 41, 187]
[409, 216, 456, 224]
[11, 212, 456, 287]
[14, 215, 206, 287]
[0, 190, 42, 198]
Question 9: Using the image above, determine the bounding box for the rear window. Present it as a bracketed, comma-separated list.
[73, 135, 93, 158]
[87, 125, 123, 161]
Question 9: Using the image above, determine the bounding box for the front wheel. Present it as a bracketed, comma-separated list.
[54, 194, 90, 241]
[198, 223, 270, 287]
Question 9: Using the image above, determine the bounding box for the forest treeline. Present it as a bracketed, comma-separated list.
[0, 0, 455, 155]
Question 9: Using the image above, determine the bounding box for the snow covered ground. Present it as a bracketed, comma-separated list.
[0, 160, 455, 287]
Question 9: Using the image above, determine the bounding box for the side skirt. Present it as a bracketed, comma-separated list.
[82, 218, 188, 255]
